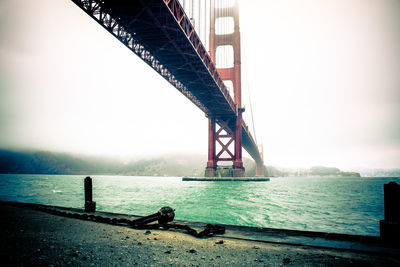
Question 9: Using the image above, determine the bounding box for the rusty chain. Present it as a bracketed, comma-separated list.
[29, 204, 225, 238]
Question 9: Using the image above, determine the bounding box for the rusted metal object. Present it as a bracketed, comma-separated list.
[130, 206, 175, 227]
[29, 203, 224, 238]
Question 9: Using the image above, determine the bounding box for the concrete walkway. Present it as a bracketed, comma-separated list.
[1, 202, 399, 266]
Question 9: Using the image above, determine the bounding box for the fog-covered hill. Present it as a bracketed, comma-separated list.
[0, 150, 263, 177]
[0, 150, 205, 176]
[0, 149, 368, 177]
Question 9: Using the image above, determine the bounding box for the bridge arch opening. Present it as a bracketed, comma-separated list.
[215, 0, 235, 9]
[216, 45, 233, 69]
[215, 17, 234, 35]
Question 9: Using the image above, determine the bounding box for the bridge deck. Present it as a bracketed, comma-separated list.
[71, 0, 262, 163]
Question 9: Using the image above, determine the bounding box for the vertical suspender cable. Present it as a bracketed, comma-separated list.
[216, 0, 218, 67]
[222, 0, 224, 68]
[193, 0, 196, 33]
[195, 0, 197, 34]
[218, 0, 221, 68]
[224, 0, 226, 68]
[219, 0, 221, 67]
[218, 0, 220, 67]
[205, 0, 207, 46]
[204, 0, 206, 47]
[228, 0, 229, 68]
[204, 0, 206, 46]
[191, 0, 194, 24]
[193, 0, 196, 30]
[228, 0, 229, 69]
[222, 0, 225, 68]
[224, 0, 226, 69]
[199, 0, 202, 42]
[198, 0, 201, 38]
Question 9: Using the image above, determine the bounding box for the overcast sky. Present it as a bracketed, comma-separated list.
[0, 0, 399, 170]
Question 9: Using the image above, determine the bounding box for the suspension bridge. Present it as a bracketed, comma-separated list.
[71, 0, 265, 178]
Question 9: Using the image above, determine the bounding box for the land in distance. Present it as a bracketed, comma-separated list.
[0, 149, 388, 178]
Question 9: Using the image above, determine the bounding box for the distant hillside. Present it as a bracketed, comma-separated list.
[276, 166, 361, 177]
[0, 150, 262, 177]
[0, 150, 120, 175]
[0, 149, 364, 177]
[307, 166, 360, 177]
[0, 150, 207, 176]
[354, 168, 400, 177]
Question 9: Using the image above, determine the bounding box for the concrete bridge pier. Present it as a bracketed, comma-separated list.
[255, 161, 265, 177]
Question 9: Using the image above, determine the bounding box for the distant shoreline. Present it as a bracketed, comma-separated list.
[0, 149, 398, 177]
[3, 173, 400, 179]
[281, 174, 361, 178]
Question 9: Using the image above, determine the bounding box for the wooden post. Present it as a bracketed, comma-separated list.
[84, 176, 96, 212]
[380, 181, 400, 246]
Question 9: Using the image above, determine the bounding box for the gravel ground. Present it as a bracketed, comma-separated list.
[0, 204, 398, 266]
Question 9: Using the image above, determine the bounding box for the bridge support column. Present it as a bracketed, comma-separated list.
[256, 162, 265, 177]
[205, 117, 217, 177]
[255, 145, 265, 177]
[233, 111, 245, 177]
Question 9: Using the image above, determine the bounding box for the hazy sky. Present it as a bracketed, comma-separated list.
[0, 0, 399, 170]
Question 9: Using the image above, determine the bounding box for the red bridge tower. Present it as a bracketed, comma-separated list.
[205, 0, 245, 177]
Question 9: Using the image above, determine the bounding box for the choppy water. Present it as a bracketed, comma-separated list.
[0, 174, 398, 236]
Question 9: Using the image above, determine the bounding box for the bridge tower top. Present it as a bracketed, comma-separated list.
[209, 0, 241, 109]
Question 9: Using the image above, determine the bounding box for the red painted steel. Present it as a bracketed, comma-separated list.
[207, 117, 216, 169]
[215, 121, 235, 162]
[163, 0, 236, 113]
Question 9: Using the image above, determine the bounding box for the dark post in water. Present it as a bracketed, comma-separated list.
[84, 176, 96, 212]
[380, 181, 399, 245]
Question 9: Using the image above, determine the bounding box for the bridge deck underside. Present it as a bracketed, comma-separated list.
[98, 0, 235, 117]
[72, 0, 262, 164]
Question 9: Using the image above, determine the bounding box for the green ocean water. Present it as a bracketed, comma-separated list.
[0, 174, 398, 236]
